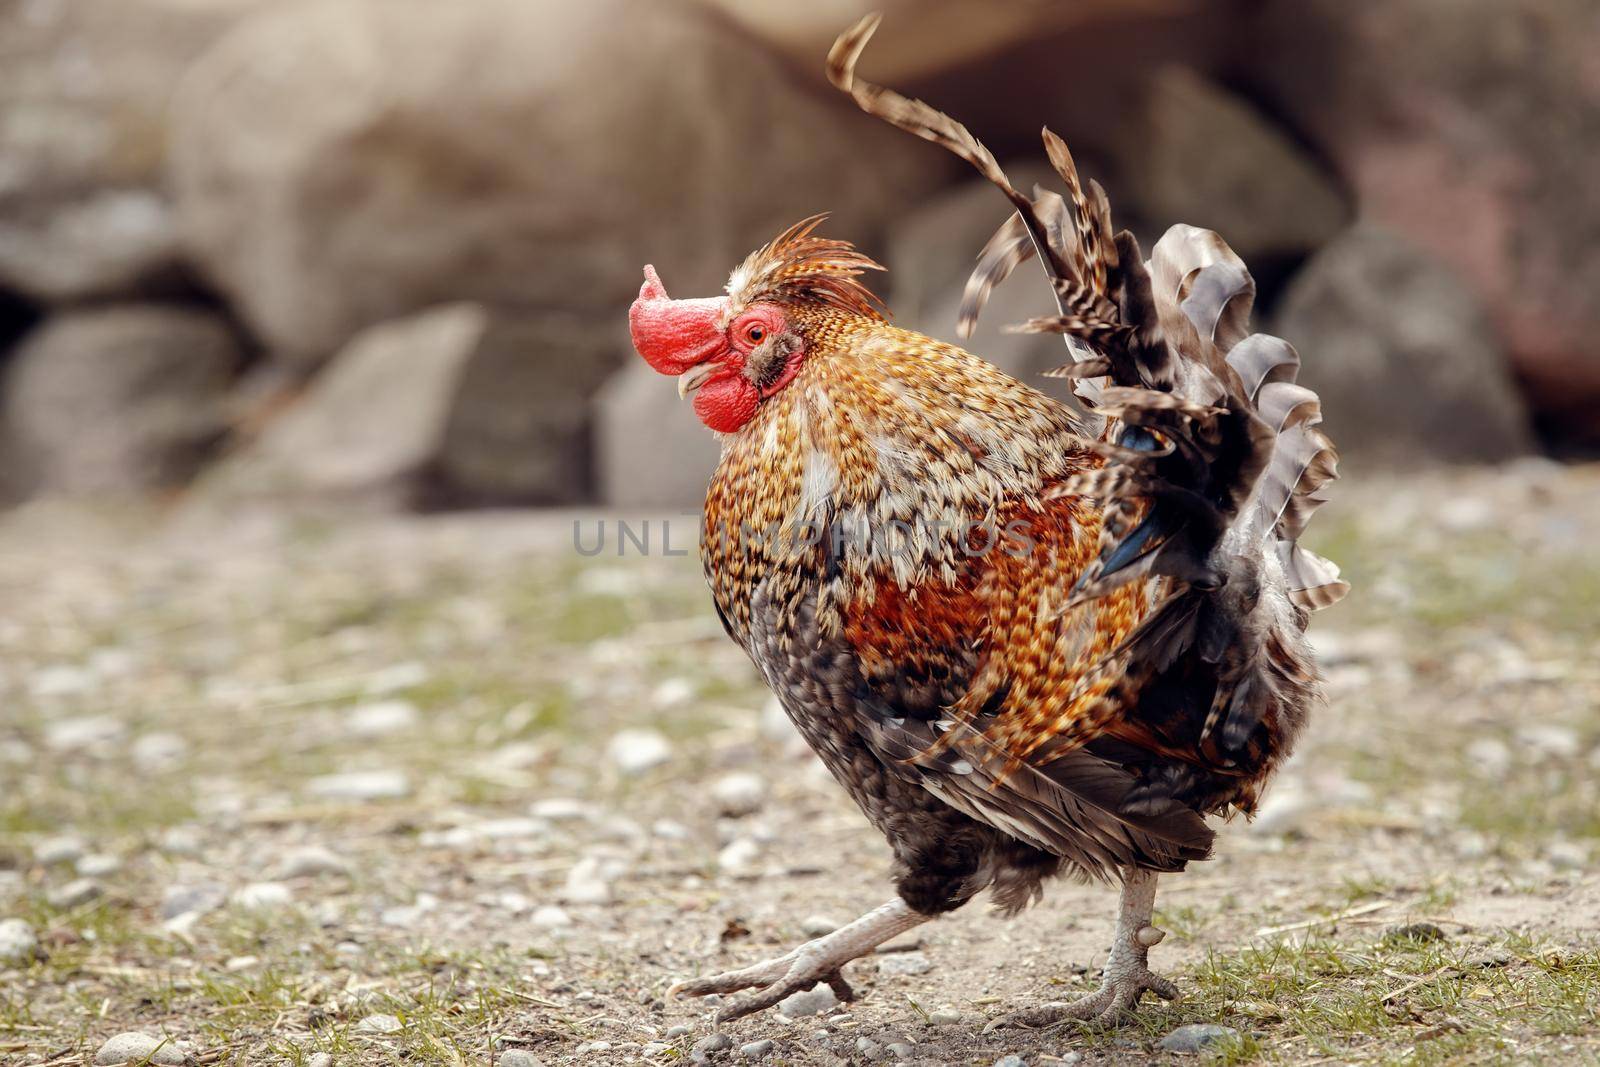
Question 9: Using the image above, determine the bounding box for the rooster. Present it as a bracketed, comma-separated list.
[627, 15, 1347, 1027]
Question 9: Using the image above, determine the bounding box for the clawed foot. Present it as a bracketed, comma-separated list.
[984, 966, 1179, 1030]
[985, 923, 1179, 1031]
[667, 940, 858, 1022]
[667, 899, 926, 1023]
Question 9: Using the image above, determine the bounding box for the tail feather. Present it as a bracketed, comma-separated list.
[828, 14, 1348, 816]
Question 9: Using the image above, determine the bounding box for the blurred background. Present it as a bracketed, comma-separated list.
[1, 0, 1597, 514]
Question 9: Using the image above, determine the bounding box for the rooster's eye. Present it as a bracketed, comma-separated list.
[745, 323, 766, 345]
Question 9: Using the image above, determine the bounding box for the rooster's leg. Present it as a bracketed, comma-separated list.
[668, 898, 929, 1022]
[985, 868, 1178, 1030]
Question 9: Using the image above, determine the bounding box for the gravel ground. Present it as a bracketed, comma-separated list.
[1, 462, 1599, 1066]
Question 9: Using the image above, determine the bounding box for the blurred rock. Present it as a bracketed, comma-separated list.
[711, 773, 767, 818]
[1, 307, 239, 499]
[0, 918, 38, 965]
[277, 846, 350, 879]
[160, 883, 227, 927]
[1245, 0, 1600, 449]
[0, 191, 186, 303]
[33, 836, 85, 867]
[594, 362, 722, 508]
[607, 729, 673, 776]
[1114, 68, 1348, 277]
[47, 878, 102, 909]
[305, 770, 411, 801]
[231, 882, 292, 909]
[0, 0, 267, 302]
[169, 0, 938, 363]
[1276, 226, 1535, 465]
[43, 715, 128, 753]
[702, 0, 1186, 83]
[210, 303, 611, 506]
[345, 700, 419, 739]
[886, 164, 1088, 391]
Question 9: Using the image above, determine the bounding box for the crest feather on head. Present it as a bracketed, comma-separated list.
[725, 214, 887, 321]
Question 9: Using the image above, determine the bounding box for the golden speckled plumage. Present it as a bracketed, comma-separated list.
[703, 303, 1177, 785]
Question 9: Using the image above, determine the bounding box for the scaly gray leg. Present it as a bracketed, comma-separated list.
[668, 899, 929, 1022]
[986, 868, 1178, 1030]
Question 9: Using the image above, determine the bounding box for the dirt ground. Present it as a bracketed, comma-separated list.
[2, 462, 1599, 1066]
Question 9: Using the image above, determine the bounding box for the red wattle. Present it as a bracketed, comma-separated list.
[692, 374, 760, 433]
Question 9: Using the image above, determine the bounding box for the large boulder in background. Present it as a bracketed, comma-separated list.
[698, 0, 1189, 82]
[0, 0, 268, 302]
[211, 304, 619, 508]
[1275, 226, 1534, 466]
[1243, 0, 1600, 448]
[885, 164, 1086, 395]
[1111, 67, 1349, 285]
[1, 307, 240, 498]
[594, 363, 723, 510]
[168, 0, 942, 365]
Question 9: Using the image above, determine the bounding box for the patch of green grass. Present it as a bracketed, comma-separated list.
[1173, 930, 1600, 1064]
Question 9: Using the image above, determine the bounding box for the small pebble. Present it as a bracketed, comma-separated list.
[93, 1032, 191, 1065]
[278, 845, 350, 878]
[799, 915, 839, 936]
[717, 838, 762, 878]
[1385, 922, 1447, 945]
[777, 983, 838, 1018]
[161, 883, 227, 920]
[1158, 1023, 1239, 1053]
[306, 1054, 333, 1067]
[876, 952, 932, 976]
[497, 1053, 542, 1067]
[711, 773, 767, 817]
[887, 1042, 914, 1060]
[740, 1038, 775, 1059]
[306, 770, 411, 801]
[77, 854, 122, 878]
[131, 732, 189, 771]
[345, 699, 419, 738]
[608, 729, 673, 775]
[231, 882, 293, 909]
[34, 835, 86, 866]
[665, 1024, 692, 1038]
[561, 856, 614, 904]
[356, 1013, 403, 1034]
[0, 918, 38, 964]
[45, 715, 127, 752]
[1546, 840, 1589, 869]
[855, 1036, 882, 1057]
[530, 797, 593, 821]
[47, 878, 102, 909]
[159, 826, 206, 857]
[531, 905, 573, 928]
[994, 1056, 1026, 1067]
[224, 955, 259, 972]
[692, 1034, 734, 1057]
[927, 1007, 963, 1026]
[643, 1041, 672, 1056]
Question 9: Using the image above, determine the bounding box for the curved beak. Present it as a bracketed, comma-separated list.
[628, 265, 729, 377]
[676, 361, 718, 398]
